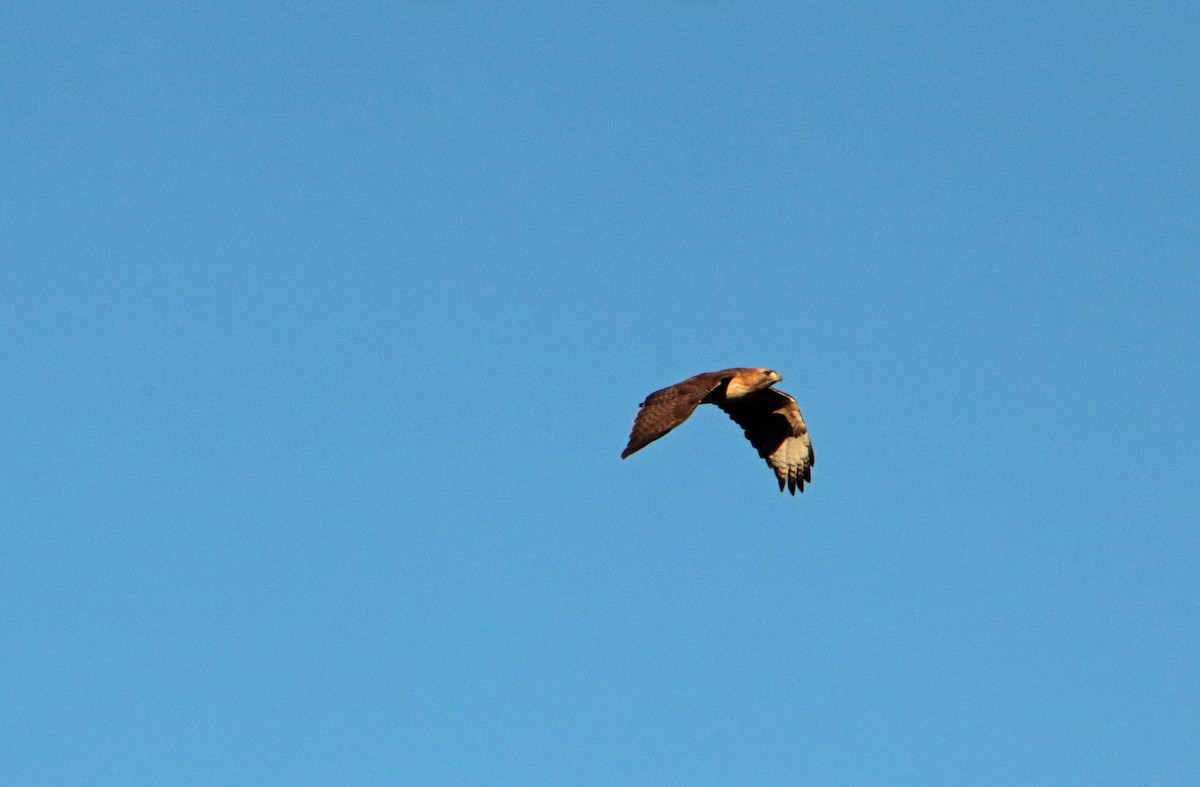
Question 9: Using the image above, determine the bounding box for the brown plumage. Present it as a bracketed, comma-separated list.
[621, 368, 815, 494]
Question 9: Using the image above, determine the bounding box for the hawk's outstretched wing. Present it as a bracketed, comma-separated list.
[716, 388, 815, 495]
[621, 371, 729, 459]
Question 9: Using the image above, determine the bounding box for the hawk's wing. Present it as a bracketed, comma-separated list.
[621, 372, 728, 459]
[716, 388, 815, 494]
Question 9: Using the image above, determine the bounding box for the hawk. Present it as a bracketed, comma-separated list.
[621, 368, 814, 494]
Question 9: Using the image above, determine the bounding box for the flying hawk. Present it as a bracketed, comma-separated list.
[621, 368, 814, 494]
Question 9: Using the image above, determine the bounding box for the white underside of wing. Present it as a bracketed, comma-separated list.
[766, 433, 813, 490]
[768, 436, 807, 470]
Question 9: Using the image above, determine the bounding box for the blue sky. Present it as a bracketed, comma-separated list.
[3, 2, 1197, 783]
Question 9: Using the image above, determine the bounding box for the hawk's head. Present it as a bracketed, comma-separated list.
[725, 368, 782, 398]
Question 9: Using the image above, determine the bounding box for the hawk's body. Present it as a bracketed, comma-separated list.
[621, 368, 814, 494]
